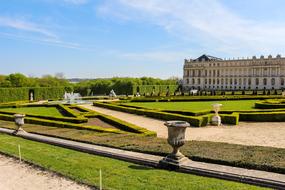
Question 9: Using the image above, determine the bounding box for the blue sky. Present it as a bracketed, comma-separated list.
[1, 0, 285, 78]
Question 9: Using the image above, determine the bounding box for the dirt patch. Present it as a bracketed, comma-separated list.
[85, 118, 116, 129]
[70, 107, 88, 113]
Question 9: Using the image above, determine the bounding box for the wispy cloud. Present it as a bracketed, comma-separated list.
[0, 16, 57, 38]
[97, 0, 285, 56]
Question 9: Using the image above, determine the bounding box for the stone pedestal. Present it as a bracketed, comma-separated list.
[159, 121, 190, 169]
[211, 115, 221, 126]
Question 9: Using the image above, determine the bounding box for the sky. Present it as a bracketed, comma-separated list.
[1, 0, 285, 79]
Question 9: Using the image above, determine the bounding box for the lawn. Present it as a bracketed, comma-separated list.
[0, 106, 64, 117]
[123, 100, 258, 112]
[0, 133, 267, 190]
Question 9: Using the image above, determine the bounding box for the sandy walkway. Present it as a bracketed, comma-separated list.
[81, 104, 285, 148]
[0, 155, 91, 190]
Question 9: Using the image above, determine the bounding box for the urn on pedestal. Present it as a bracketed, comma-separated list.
[211, 103, 222, 126]
[159, 120, 190, 169]
[13, 114, 26, 134]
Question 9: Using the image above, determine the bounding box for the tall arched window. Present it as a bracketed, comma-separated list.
[281, 78, 285, 86]
[255, 78, 259, 85]
[271, 78, 275, 86]
[263, 78, 267, 86]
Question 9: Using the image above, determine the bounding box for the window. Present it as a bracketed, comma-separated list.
[271, 78, 275, 86]
[198, 79, 201, 85]
[263, 78, 267, 86]
[186, 79, 189, 84]
[248, 78, 251, 85]
[192, 78, 195, 84]
[256, 78, 259, 85]
[209, 79, 211, 85]
[281, 78, 285, 86]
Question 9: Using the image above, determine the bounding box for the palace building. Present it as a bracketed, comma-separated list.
[183, 54, 285, 90]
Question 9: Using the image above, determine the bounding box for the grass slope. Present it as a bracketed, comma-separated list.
[123, 100, 258, 112]
[0, 133, 267, 190]
[0, 107, 63, 117]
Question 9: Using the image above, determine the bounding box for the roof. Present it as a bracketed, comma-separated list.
[194, 54, 223, 62]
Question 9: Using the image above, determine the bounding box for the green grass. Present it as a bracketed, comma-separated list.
[1, 120, 284, 174]
[0, 133, 267, 190]
[123, 100, 258, 112]
[0, 107, 64, 117]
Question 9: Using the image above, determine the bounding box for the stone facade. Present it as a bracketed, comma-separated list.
[183, 54, 285, 90]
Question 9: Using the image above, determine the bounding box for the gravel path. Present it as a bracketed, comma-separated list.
[81, 104, 285, 148]
[0, 154, 91, 190]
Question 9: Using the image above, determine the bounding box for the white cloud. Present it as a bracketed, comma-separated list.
[97, 0, 285, 56]
[0, 16, 57, 38]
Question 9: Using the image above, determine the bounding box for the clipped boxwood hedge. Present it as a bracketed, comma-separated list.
[94, 102, 208, 127]
[0, 87, 65, 103]
[130, 95, 284, 102]
[239, 112, 285, 122]
[255, 99, 285, 109]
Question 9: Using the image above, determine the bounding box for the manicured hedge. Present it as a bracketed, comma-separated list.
[220, 113, 239, 125]
[133, 85, 178, 96]
[97, 114, 156, 136]
[0, 87, 65, 103]
[93, 102, 206, 127]
[130, 95, 284, 102]
[255, 99, 285, 109]
[0, 113, 122, 134]
[239, 112, 285, 122]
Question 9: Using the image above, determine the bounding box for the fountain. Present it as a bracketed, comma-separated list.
[48, 92, 90, 105]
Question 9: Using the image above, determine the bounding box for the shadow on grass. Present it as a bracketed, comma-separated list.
[128, 165, 154, 170]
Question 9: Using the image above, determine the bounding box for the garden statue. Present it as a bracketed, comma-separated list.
[212, 103, 222, 126]
[29, 91, 34, 101]
[109, 89, 117, 98]
[159, 120, 190, 168]
[14, 114, 26, 134]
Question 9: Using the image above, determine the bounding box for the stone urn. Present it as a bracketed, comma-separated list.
[159, 120, 190, 168]
[14, 114, 25, 134]
[212, 103, 222, 126]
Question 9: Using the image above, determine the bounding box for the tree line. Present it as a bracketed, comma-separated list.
[0, 73, 72, 91]
[0, 73, 179, 95]
[74, 77, 178, 96]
